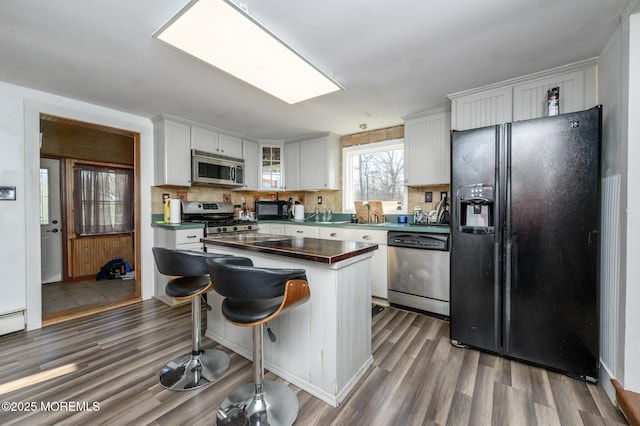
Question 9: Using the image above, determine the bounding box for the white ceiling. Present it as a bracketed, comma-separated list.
[0, 0, 630, 140]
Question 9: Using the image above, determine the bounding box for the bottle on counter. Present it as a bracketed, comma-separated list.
[163, 198, 170, 223]
[413, 206, 422, 223]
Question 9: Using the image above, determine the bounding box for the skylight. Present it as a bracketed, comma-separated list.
[154, 0, 342, 104]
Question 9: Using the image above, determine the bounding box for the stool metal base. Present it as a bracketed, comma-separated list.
[159, 349, 230, 391]
[216, 381, 299, 426]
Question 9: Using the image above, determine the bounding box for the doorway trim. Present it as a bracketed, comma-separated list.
[24, 100, 154, 331]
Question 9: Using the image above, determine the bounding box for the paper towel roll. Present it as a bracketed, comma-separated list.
[293, 205, 305, 221]
[169, 199, 181, 224]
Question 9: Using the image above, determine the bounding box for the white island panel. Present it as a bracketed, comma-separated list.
[204, 245, 373, 407]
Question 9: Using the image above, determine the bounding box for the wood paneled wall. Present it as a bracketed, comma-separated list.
[70, 234, 134, 278]
[64, 158, 135, 278]
[40, 116, 134, 165]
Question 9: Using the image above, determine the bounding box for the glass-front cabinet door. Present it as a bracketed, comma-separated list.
[261, 145, 282, 189]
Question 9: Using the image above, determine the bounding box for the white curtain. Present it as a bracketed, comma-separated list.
[73, 165, 133, 235]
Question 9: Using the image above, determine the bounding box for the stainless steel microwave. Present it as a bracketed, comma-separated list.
[191, 150, 244, 187]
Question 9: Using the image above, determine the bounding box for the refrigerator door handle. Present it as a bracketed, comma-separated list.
[504, 233, 519, 354]
[494, 241, 502, 352]
[504, 240, 512, 353]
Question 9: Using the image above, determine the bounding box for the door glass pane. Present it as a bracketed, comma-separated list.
[40, 167, 50, 225]
[261, 146, 281, 189]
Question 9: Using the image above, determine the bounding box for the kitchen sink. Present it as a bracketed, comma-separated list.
[314, 221, 349, 224]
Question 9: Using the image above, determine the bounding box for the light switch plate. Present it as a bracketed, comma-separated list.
[0, 186, 16, 200]
[424, 192, 432, 202]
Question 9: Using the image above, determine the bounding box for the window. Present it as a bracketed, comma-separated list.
[343, 139, 406, 213]
[73, 165, 134, 235]
[261, 146, 282, 189]
[39, 167, 50, 225]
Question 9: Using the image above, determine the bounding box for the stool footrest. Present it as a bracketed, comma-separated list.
[216, 381, 299, 426]
[159, 349, 230, 391]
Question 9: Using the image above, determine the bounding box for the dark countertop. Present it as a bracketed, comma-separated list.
[260, 219, 451, 234]
[202, 233, 378, 265]
[150, 218, 449, 234]
[151, 220, 205, 230]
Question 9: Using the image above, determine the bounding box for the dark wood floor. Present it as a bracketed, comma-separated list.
[0, 299, 627, 425]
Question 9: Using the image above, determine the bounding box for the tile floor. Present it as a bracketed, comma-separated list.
[42, 278, 136, 315]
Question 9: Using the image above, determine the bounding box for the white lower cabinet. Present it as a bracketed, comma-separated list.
[318, 227, 388, 299]
[284, 224, 318, 238]
[269, 223, 285, 235]
[153, 227, 204, 306]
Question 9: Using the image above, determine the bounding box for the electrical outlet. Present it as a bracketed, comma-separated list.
[424, 192, 432, 202]
[441, 191, 448, 201]
[162, 193, 170, 203]
[317, 196, 323, 205]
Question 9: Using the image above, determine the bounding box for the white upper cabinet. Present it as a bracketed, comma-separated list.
[512, 67, 596, 121]
[190, 125, 219, 153]
[404, 108, 451, 186]
[284, 141, 300, 191]
[218, 133, 243, 159]
[153, 115, 192, 186]
[449, 58, 598, 131]
[297, 132, 340, 190]
[260, 143, 284, 190]
[450, 87, 512, 131]
[191, 125, 243, 159]
[239, 139, 259, 191]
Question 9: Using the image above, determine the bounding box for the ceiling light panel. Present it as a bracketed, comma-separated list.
[154, 0, 341, 104]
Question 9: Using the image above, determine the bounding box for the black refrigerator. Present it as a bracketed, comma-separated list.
[449, 106, 601, 382]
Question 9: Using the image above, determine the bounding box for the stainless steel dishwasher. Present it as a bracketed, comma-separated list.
[387, 231, 450, 318]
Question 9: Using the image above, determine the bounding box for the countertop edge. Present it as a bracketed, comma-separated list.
[202, 236, 378, 265]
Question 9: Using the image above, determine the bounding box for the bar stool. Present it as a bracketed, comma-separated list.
[206, 256, 310, 426]
[152, 247, 231, 391]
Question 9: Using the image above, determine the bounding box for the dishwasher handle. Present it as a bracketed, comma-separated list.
[387, 232, 449, 251]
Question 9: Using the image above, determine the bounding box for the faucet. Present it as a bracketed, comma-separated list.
[362, 201, 372, 223]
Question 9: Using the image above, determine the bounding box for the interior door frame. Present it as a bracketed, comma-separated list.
[40, 156, 68, 283]
[25, 100, 146, 331]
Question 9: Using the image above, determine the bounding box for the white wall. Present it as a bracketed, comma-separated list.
[598, 8, 640, 397]
[598, 19, 627, 398]
[0, 81, 155, 331]
[624, 12, 640, 393]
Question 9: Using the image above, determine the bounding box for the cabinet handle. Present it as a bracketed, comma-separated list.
[296, 230, 303, 233]
[187, 235, 198, 239]
[362, 235, 372, 240]
[330, 233, 338, 237]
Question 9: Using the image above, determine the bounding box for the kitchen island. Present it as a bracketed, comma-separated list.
[202, 233, 378, 407]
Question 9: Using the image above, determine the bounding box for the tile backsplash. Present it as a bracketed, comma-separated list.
[151, 185, 449, 216]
